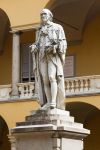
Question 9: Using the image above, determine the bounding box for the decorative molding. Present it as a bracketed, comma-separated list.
[10, 23, 39, 33]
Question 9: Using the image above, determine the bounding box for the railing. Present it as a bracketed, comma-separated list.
[1, 75, 100, 100]
[65, 75, 100, 96]
[17, 82, 35, 99]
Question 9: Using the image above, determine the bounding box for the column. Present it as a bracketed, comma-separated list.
[52, 132, 61, 150]
[8, 135, 16, 150]
[12, 32, 20, 97]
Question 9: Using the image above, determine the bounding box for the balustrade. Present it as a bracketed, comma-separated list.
[65, 75, 100, 96]
[1, 75, 100, 100]
[17, 82, 35, 99]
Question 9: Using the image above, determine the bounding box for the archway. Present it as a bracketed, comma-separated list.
[0, 8, 10, 54]
[46, 0, 100, 43]
[66, 102, 100, 150]
[0, 116, 11, 150]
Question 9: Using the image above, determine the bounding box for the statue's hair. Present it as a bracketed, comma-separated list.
[41, 8, 53, 21]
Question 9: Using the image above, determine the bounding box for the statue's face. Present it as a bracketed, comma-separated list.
[41, 13, 50, 23]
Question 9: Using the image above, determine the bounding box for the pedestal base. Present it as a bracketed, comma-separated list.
[9, 108, 90, 150]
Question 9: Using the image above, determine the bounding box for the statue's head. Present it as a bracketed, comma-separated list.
[40, 8, 53, 23]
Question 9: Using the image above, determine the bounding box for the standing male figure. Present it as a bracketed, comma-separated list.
[31, 9, 67, 109]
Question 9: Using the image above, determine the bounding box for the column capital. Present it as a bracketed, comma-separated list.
[10, 30, 23, 35]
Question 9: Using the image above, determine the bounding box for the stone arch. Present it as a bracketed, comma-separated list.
[82, 0, 100, 35]
[65, 102, 100, 150]
[46, 0, 100, 43]
[0, 115, 11, 150]
[0, 8, 11, 54]
[65, 102, 99, 122]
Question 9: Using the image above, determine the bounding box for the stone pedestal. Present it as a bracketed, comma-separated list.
[9, 108, 90, 150]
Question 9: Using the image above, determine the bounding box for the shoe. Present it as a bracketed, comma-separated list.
[50, 103, 56, 109]
[41, 103, 50, 110]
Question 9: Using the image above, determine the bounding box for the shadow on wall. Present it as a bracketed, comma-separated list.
[46, 0, 100, 43]
[0, 8, 11, 54]
[66, 102, 100, 150]
[0, 116, 11, 150]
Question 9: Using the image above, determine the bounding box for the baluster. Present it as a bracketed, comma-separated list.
[71, 80, 75, 93]
[87, 79, 90, 90]
[78, 80, 81, 91]
[64, 81, 68, 93]
[18, 85, 25, 98]
[84, 79, 89, 92]
[73, 80, 76, 93]
[28, 83, 35, 97]
[83, 79, 86, 92]
[25, 84, 29, 97]
[79, 79, 83, 92]
[66, 81, 70, 94]
[75, 80, 79, 93]
[69, 81, 72, 93]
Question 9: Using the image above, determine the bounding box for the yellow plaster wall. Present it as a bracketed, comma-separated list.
[65, 95, 100, 110]
[68, 15, 100, 76]
[0, 100, 40, 129]
[0, 0, 50, 27]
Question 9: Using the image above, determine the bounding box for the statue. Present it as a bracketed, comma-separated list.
[30, 9, 67, 109]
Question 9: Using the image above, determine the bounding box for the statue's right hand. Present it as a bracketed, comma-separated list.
[29, 44, 38, 53]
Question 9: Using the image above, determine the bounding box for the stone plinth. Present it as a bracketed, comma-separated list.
[9, 108, 90, 150]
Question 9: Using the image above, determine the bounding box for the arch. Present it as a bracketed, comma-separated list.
[46, 0, 83, 11]
[82, 0, 100, 33]
[0, 115, 11, 150]
[65, 102, 99, 123]
[46, 0, 100, 42]
[0, 0, 50, 28]
[0, 8, 11, 54]
[65, 102, 100, 150]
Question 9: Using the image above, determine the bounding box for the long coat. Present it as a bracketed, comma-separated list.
[32, 21, 67, 109]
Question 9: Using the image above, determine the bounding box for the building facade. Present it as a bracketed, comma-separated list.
[0, 0, 100, 149]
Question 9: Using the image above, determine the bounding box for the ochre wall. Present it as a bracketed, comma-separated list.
[68, 14, 100, 76]
[0, 0, 50, 27]
[65, 95, 100, 110]
[0, 100, 40, 129]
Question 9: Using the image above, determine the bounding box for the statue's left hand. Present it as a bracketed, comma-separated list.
[46, 45, 58, 55]
[46, 46, 53, 54]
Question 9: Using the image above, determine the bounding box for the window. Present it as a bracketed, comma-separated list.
[20, 43, 34, 82]
[21, 44, 75, 82]
[64, 55, 75, 77]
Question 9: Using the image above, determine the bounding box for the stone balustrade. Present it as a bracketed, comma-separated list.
[0, 84, 12, 100]
[1, 75, 100, 100]
[65, 75, 100, 96]
[17, 82, 35, 99]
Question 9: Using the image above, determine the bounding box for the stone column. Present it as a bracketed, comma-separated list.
[52, 133, 61, 150]
[12, 32, 20, 97]
[8, 135, 16, 150]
